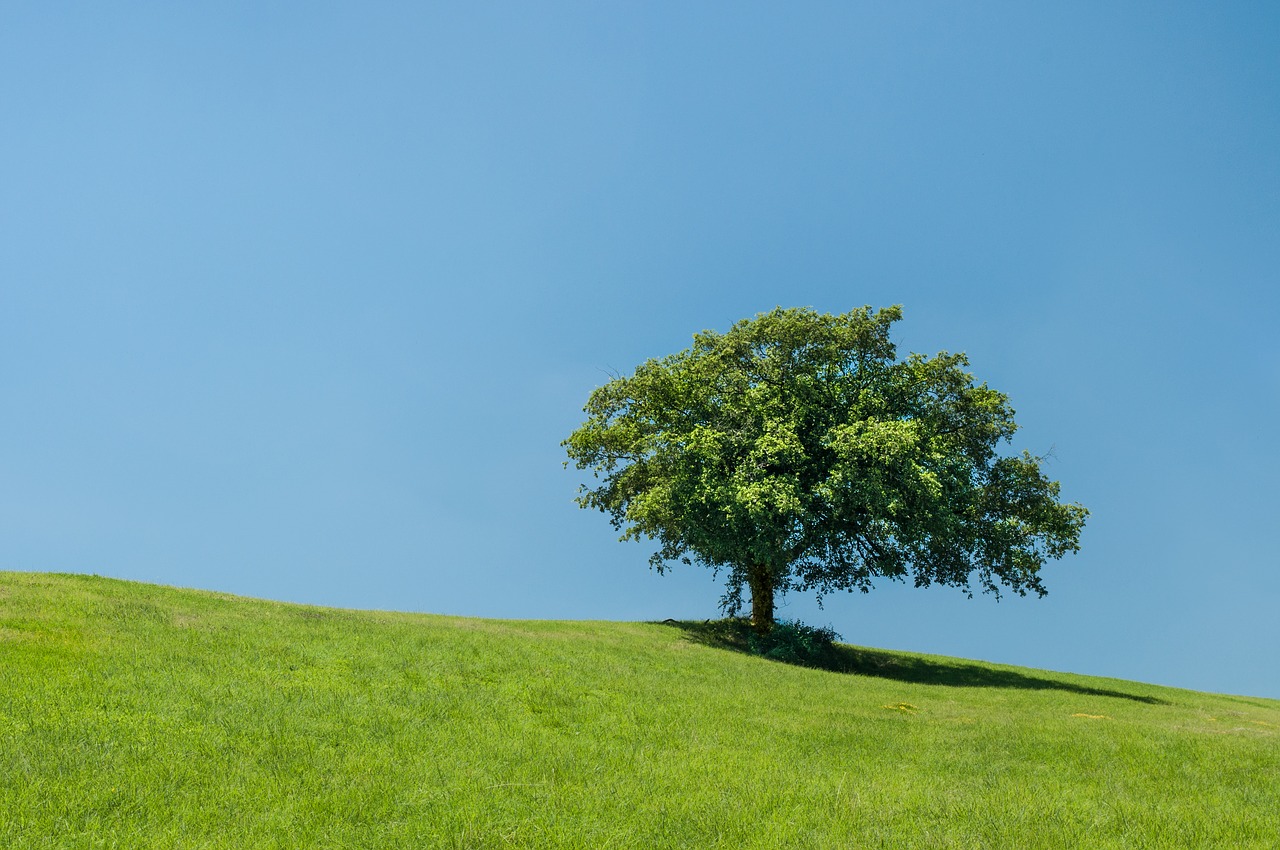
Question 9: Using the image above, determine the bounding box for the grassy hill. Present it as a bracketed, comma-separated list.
[1, 572, 1276, 848]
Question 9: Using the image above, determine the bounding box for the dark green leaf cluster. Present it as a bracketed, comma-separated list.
[564, 306, 1088, 624]
[746, 619, 842, 667]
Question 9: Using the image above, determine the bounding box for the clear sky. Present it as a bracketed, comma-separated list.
[3, 3, 1277, 699]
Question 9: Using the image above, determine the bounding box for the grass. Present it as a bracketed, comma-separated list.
[1, 572, 1277, 848]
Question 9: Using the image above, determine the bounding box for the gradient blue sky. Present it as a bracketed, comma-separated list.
[3, 3, 1277, 699]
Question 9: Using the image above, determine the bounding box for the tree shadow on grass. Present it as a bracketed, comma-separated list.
[659, 618, 1168, 705]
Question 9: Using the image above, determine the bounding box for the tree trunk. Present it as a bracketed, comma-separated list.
[748, 567, 775, 634]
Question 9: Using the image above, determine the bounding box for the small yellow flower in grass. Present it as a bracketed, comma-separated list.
[883, 703, 918, 713]
[1071, 713, 1109, 719]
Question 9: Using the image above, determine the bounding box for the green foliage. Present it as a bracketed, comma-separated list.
[564, 305, 1089, 628]
[674, 617, 844, 667]
[746, 619, 841, 666]
[2, 573, 1279, 849]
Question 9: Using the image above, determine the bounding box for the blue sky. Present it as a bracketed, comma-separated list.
[3, 3, 1277, 699]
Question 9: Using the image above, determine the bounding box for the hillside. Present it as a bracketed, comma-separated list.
[1, 572, 1276, 848]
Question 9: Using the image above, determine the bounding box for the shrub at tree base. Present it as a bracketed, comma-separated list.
[746, 619, 842, 667]
[671, 617, 844, 669]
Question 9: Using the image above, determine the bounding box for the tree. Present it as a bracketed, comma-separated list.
[563, 306, 1088, 633]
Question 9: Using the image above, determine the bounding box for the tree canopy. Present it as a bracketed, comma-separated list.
[563, 306, 1088, 632]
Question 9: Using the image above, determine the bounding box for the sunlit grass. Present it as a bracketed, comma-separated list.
[1, 572, 1276, 848]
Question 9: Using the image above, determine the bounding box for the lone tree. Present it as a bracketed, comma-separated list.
[564, 306, 1088, 633]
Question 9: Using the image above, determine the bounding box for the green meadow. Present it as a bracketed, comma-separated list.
[1, 571, 1276, 848]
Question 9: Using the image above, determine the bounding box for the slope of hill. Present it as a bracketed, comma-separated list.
[1, 572, 1276, 848]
